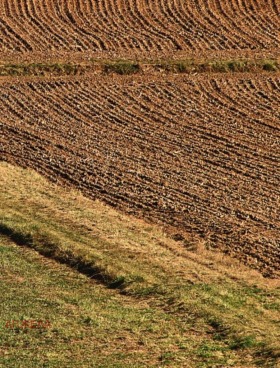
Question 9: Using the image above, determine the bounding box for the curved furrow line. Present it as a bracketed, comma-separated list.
[0, 99, 62, 142]
[99, 0, 147, 51]
[131, 0, 183, 51]
[229, 79, 279, 110]
[227, 80, 280, 123]
[234, 80, 280, 117]
[271, 0, 280, 12]
[0, 1, 34, 51]
[209, 79, 279, 122]
[256, 11, 280, 42]
[195, 0, 239, 48]
[0, 95, 26, 121]
[244, 0, 280, 37]
[174, 83, 280, 167]
[8, 83, 85, 131]
[108, 0, 159, 51]
[174, 0, 216, 50]
[94, 0, 137, 50]
[233, 0, 275, 48]
[105, 0, 149, 50]
[105, 80, 279, 173]
[11, 0, 51, 49]
[270, 79, 280, 91]
[70, 0, 109, 50]
[262, 80, 280, 106]
[2, 80, 278, 196]
[93, 81, 280, 187]
[53, 0, 93, 50]
[156, 0, 194, 49]
[0, 22, 18, 51]
[223, 0, 265, 49]
[0, 0, 279, 52]
[125, 0, 174, 51]
[1, 86, 115, 162]
[196, 80, 280, 133]
[66, 84, 220, 165]
[23, 0, 65, 49]
[159, 78, 276, 131]
[0, 85, 74, 138]
[53, 83, 143, 133]
[64, 0, 113, 50]
[84, 0, 121, 50]
[254, 78, 280, 105]
[0, 17, 32, 51]
[206, 0, 261, 49]
[152, 0, 188, 49]
[29, 0, 73, 49]
[27, 82, 143, 145]
[171, 0, 213, 50]
[89, 0, 147, 51]
[44, 0, 89, 50]
[26, 83, 102, 132]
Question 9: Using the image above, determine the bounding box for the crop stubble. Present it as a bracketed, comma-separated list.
[0, 73, 279, 277]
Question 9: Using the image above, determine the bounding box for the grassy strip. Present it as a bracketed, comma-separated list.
[153, 59, 279, 73]
[0, 62, 86, 76]
[0, 162, 279, 367]
[0, 58, 279, 77]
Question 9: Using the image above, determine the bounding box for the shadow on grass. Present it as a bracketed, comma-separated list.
[0, 222, 126, 290]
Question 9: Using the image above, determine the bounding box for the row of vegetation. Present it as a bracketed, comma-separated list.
[0, 62, 85, 76]
[0, 162, 279, 367]
[0, 59, 279, 77]
[153, 59, 279, 73]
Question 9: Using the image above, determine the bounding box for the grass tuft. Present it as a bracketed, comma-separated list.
[103, 60, 140, 75]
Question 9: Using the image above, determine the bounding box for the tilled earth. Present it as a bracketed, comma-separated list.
[0, 0, 279, 54]
[1, 73, 279, 277]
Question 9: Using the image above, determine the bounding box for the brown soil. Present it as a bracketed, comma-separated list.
[1, 73, 279, 277]
[0, 0, 279, 55]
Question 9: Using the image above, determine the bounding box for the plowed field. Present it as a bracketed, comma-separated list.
[1, 73, 279, 277]
[0, 0, 279, 57]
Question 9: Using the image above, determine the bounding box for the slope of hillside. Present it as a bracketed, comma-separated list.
[0, 1, 279, 367]
[1, 73, 279, 276]
[0, 162, 280, 367]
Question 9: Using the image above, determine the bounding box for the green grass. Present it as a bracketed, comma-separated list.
[0, 236, 196, 367]
[262, 60, 279, 72]
[0, 162, 279, 367]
